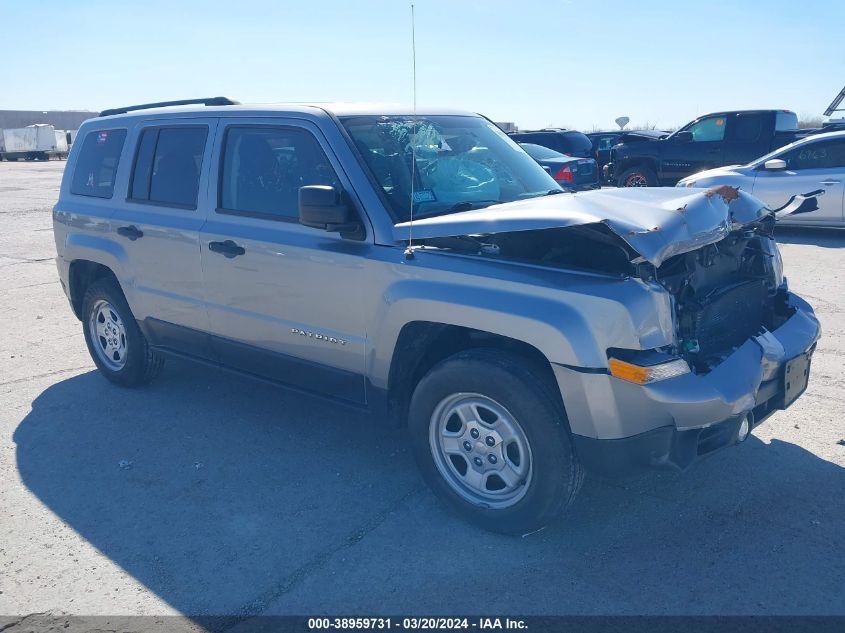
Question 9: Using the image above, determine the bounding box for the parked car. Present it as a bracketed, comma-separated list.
[53, 98, 819, 533]
[796, 119, 845, 136]
[508, 129, 593, 158]
[677, 130, 845, 227]
[587, 130, 668, 175]
[820, 119, 845, 132]
[518, 142, 599, 190]
[606, 110, 804, 187]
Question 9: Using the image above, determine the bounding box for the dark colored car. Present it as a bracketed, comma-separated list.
[587, 130, 668, 175]
[606, 110, 804, 187]
[508, 129, 593, 158]
[802, 119, 845, 135]
[518, 143, 599, 190]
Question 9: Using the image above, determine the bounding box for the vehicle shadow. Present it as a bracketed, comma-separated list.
[12, 363, 418, 618]
[12, 363, 845, 616]
[775, 225, 845, 248]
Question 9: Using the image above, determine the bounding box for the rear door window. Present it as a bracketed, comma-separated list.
[731, 115, 764, 142]
[70, 129, 127, 198]
[218, 126, 340, 221]
[129, 126, 208, 209]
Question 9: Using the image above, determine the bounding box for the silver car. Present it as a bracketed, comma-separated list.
[677, 130, 845, 227]
[52, 100, 820, 533]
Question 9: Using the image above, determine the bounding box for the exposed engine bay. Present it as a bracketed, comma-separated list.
[647, 219, 794, 371]
[418, 216, 794, 373]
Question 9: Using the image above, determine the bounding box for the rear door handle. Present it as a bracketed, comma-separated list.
[116, 225, 143, 240]
[820, 180, 840, 186]
[208, 240, 246, 258]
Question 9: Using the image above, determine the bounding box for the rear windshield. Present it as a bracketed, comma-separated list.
[70, 129, 127, 198]
[776, 111, 798, 131]
[562, 132, 593, 156]
[341, 115, 558, 222]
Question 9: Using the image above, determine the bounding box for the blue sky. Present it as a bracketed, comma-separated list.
[3, 0, 843, 130]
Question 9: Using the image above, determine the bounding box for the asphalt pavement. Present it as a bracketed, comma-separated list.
[0, 161, 843, 621]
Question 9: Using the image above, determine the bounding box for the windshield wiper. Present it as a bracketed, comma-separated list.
[517, 189, 569, 200]
[444, 199, 501, 213]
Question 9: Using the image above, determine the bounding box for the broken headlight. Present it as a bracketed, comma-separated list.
[770, 241, 784, 288]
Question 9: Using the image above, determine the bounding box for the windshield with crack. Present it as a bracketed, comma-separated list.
[341, 115, 560, 222]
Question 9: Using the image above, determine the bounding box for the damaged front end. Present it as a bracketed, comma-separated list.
[400, 185, 814, 376]
[398, 185, 820, 467]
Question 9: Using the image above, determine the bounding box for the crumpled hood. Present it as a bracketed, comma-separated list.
[395, 186, 770, 267]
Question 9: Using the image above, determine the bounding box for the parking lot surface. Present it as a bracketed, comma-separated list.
[1, 161, 843, 618]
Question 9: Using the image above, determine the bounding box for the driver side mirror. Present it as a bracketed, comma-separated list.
[299, 186, 363, 239]
[764, 158, 787, 171]
[674, 131, 693, 143]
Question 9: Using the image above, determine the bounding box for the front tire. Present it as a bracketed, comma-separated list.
[81, 278, 164, 386]
[618, 165, 658, 187]
[409, 349, 584, 534]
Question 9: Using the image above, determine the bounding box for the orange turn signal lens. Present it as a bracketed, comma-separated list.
[608, 357, 690, 385]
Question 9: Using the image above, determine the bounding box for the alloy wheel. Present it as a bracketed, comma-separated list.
[88, 299, 128, 371]
[429, 393, 533, 508]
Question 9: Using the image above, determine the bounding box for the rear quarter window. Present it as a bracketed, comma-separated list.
[70, 129, 127, 198]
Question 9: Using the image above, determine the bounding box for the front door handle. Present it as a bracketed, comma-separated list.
[208, 240, 246, 258]
[116, 225, 144, 240]
[820, 180, 840, 186]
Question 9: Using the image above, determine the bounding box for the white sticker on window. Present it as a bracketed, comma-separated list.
[412, 189, 437, 203]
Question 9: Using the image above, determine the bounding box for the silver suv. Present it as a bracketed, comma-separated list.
[53, 98, 820, 533]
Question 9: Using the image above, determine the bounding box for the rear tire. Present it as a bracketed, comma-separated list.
[81, 278, 164, 386]
[618, 165, 658, 187]
[409, 349, 584, 534]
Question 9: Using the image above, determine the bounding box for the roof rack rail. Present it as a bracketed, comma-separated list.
[99, 96, 240, 117]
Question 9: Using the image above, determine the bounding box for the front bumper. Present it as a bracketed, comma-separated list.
[555, 293, 820, 477]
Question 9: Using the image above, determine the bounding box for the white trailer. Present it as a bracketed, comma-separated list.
[0, 127, 35, 160]
[53, 129, 69, 159]
[0, 124, 59, 161]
